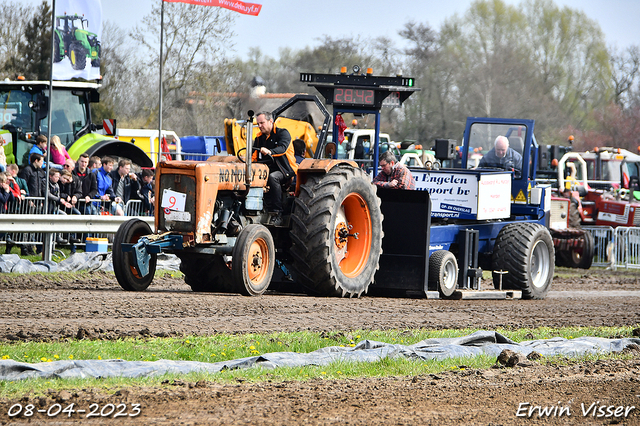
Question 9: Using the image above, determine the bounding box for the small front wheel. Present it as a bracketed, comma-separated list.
[232, 224, 275, 296]
[113, 219, 156, 291]
[429, 250, 458, 297]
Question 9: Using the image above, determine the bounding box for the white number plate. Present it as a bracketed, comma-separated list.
[165, 210, 191, 222]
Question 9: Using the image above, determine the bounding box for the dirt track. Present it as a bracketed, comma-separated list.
[0, 268, 639, 424]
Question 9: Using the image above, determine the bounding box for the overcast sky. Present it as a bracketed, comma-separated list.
[25, 0, 640, 58]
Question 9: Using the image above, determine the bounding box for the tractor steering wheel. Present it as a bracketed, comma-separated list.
[235, 146, 273, 164]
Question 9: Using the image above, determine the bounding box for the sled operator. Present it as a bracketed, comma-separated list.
[372, 150, 416, 190]
[477, 135, 522, 172]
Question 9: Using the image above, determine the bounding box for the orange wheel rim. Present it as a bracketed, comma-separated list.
[336, 192, 372, 278]
[247, 238, 269, 284]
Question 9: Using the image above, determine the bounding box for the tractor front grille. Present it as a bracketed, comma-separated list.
[158, 173, 196, 233]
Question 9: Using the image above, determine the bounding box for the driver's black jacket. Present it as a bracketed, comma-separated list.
[252, 125, 298, 178]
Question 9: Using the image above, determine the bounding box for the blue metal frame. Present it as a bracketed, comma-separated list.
[121, 234, 184, 277]
[461, 117, 538, 202]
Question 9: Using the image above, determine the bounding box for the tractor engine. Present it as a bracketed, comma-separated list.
[155, 158, 269, 245]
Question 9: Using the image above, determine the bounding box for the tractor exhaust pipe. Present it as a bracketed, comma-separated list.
[245, 109, 254, 188]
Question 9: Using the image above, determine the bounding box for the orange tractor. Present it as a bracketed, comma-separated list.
[113, 96, 386, 297]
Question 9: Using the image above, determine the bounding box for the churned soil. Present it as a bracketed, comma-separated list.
[0, 268, 639, 424]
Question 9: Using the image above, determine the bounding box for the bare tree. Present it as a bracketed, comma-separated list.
[610, 45, 640, 108]
[127, 2, 236, 134]
[0, 1, 33, 78]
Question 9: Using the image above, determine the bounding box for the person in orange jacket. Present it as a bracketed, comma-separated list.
[252, 111, 298, 225]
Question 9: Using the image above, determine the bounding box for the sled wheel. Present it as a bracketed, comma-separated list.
[179, 254, 234, 293]
[113, 219, 156, 291]
[429, 250, 458, 298]
[492, 223, 554, 299]
[231, 224, 275, 296]
[568, 230, 594, 269]
[290, 164, 383, 297]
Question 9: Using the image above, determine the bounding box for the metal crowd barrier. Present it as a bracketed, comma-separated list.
[582, 225, 640, 270]
[1, 197, 151, 250]
[582, 226, 615, 268]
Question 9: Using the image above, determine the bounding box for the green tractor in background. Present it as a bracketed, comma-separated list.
[0, 80, 152, 169]
[54, 13, 101, 70]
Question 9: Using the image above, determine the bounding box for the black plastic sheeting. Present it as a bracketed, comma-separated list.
[1, 331, 638, 381]
[0, 253, 180, 274]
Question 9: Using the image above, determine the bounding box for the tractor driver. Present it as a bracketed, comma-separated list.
[252, 111, 298, 225]
[477, 135, 523, 172]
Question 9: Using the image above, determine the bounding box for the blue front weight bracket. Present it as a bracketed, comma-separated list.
[121, 235, 184, 277]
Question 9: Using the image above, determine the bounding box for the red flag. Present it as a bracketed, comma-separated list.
[335, 114, 347, 144]
[163, 0, 261, 15]
[161, 136, 173, 162]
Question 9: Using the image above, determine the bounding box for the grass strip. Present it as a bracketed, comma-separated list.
[0, 325, 638, 397]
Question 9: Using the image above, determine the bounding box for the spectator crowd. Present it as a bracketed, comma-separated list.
[0, 135, 155, 255]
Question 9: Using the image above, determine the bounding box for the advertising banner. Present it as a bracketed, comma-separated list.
[413, 170, 511, 220]
[52, 0, 102, 81]
[163, 0, 262, 16]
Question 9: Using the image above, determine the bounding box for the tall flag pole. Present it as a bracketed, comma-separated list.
[157, 0, 261, 165]
[157, 0, 165, 166]
[43, 0, 57, 261]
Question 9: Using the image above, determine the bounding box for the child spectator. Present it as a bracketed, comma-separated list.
[0, 172, 16, 252]
[7, 164, 28, 196]
[50, 135, 71, 168]
[29, 135, 48, 168]
[47, 168, 70, 245]
[138, 168, 155, 215]
[18, 153, 47, 198]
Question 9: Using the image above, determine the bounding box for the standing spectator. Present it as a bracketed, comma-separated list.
[73, 153, 99, 215]
[138, 168, 155, 215]
[88, 155, 102, 172]
[63, 158, 75, 172]
[59, 169, 83, 250]
[59, 169, 82, 215]
[50, 135, 71, 168]
[16, 154, 44, 256]
[0, 173, 15, 211]
[29, 135, 48, 168]
[0, 173, 16, 252]
[18, 153, 47, 199]
[96, 156, 123, 215]
[0, 144, 6, 173]
[46, 169, 69, 245]
[109, 158, 140, 215]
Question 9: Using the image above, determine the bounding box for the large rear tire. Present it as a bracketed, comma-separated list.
[429, 250, 458, 298]
[179, 254, 234, 293]
[113, 219, 156, 291]
[289, 164, 383, 297]
[492, 223, 554, 299]
[231, 224, 275, 296]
